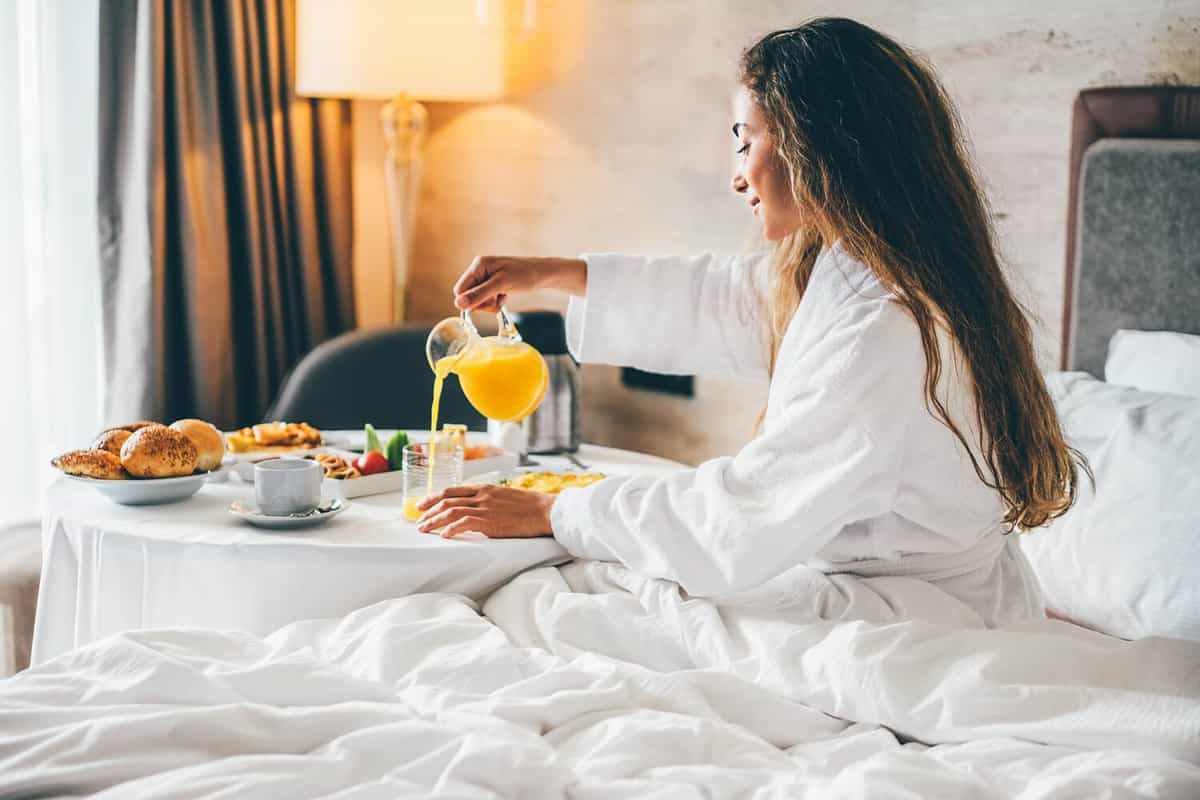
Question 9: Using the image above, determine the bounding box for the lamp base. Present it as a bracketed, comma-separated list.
[381, 95, 428, 323]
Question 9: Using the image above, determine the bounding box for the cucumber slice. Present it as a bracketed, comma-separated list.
[364, 423, 383, 454]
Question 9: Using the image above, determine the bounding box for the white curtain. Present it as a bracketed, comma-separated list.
[0, 0, 103, 526]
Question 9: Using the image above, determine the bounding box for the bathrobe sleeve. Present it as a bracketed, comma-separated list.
[551, 296, 925, 597]
[565, 252, 770, 382]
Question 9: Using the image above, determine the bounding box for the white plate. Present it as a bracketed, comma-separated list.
[222, 433, 351, 466]
[228, 497, 348, 529]
[466, 466, 614, 488]
[319, 449, 519, 500]
[225, 446, 330, 466]
[323, 464, 405, 499]
[229, 445, 347, 482]
[463, 450, 520, 478]
[66, 472, 209, 505]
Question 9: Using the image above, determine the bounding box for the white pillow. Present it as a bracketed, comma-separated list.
[1021, 372, 1200, 642]
[1105, 329, 1200, 399]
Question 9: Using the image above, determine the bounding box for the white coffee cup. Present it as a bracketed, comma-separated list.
[254, 458, 322, 516]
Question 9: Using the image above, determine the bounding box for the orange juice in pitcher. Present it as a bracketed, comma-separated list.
[449, 336, 549, 422]
[427, 310, 549, 427]
[409, 310, 548, 514]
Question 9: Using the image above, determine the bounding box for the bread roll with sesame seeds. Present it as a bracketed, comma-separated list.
[52, 449, 126, 480]
[91, 428, 133, 456]
[120, 425, 198, 478]
[112, 420, 161, 433]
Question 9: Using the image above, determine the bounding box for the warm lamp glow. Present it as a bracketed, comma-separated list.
[295, 0, 505, 101]
[295, 0, 509, 322]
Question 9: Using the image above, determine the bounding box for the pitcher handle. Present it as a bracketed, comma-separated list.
[496, 307, 522, 342]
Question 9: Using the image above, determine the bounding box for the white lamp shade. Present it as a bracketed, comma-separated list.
[296, 0, 505, 101]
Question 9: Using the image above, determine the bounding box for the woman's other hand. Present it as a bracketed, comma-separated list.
[416, 484, 556, 539]
[453, 256, 587, 313]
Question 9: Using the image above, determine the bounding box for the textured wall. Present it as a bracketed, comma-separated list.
[351, 0, 1200, 466]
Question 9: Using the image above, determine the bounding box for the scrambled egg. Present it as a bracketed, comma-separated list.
[226, 421, 322, 453]
[501, 471, 606, 494]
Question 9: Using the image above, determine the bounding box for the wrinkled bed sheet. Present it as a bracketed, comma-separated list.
[2, 560, 1198, 798]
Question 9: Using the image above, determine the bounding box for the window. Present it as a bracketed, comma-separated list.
[0, 0, 103, 523]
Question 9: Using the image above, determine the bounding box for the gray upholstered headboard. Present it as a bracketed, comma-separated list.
[1062, 86, 1200, 375]
[1067, 139, 1200, 376]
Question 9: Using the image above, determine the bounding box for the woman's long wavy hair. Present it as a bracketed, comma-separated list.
[739, 18, 1087, 530]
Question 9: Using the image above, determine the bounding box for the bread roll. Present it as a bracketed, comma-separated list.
[113, 420, 162, 433]
[92, 428, 132, 455]
[169, 418, 224, 471]
[120, 425, 198, 478]
[52, 449, 126, 480]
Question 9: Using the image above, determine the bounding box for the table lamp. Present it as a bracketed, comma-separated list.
[295, 0, 506, 322]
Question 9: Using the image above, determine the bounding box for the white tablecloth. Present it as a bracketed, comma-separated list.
[32, 440, 682, 665]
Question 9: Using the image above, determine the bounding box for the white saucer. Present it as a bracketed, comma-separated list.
[229, 497, 348, 529]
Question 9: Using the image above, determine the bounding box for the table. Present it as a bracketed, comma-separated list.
[31, 438, 682, 665]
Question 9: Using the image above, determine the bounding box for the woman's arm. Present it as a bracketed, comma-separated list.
[550, 300, 924, 597]
[454, 256, 588, 311]
[453, 252, 771, 382]
[566, 252, 770, 381]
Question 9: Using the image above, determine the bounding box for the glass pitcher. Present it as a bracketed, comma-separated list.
[426, 308, 550, 423]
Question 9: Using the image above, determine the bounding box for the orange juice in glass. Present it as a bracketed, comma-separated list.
[401, 444, 463, 522]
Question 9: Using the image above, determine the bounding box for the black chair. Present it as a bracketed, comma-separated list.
[265, 325, 486, 431]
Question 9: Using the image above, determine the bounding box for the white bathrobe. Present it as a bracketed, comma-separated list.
[552, 243, 1043, 627]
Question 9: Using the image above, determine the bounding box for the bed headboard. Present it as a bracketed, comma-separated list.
[1061, 87, 1200, 374]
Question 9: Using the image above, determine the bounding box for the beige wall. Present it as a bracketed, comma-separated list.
[351, 0, 1200, 466]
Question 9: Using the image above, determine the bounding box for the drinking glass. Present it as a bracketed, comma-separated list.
[401, 443, 464, 522]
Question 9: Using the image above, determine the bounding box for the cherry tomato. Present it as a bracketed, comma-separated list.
[354, 450, 390, 475]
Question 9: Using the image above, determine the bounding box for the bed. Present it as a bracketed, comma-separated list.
[1, 90, 1199, 799]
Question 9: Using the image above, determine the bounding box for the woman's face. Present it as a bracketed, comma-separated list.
[730, 87, 803, 241]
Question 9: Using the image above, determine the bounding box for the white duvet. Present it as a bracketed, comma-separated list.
[2, 559, 1198, 799]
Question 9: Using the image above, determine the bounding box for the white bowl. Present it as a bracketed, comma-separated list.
[66, 472, 209, 505]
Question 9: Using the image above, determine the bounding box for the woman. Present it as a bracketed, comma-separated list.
[416, 18, 1084, 626]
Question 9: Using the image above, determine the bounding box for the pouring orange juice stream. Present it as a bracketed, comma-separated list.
[403, 313, 549, 521]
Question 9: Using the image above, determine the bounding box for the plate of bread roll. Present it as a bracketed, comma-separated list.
[52, 419, 225, 505]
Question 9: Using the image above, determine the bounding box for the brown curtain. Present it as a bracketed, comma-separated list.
[100, 0, 354, 430]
